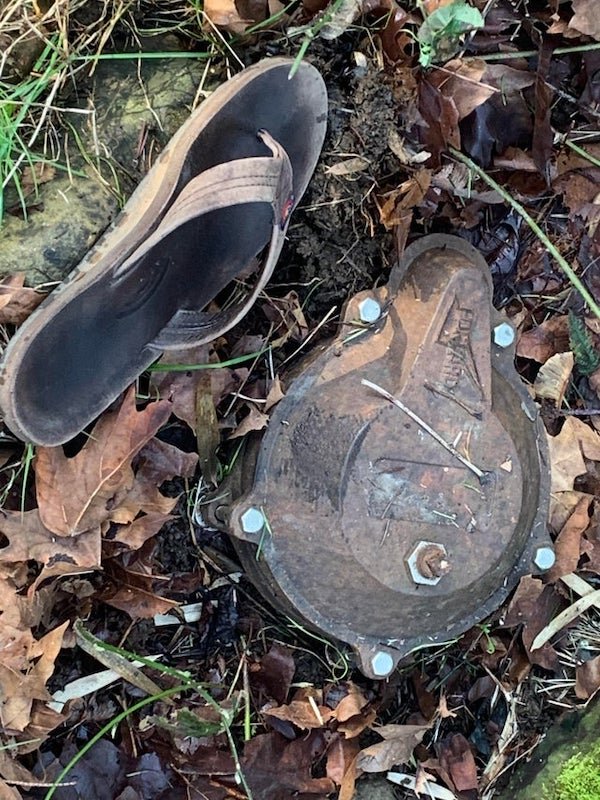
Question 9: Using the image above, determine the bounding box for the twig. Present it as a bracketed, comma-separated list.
[361, 379, 486, 480]
[531, 588, 600, 651]
[477, 42, 600, 61]
[563, 138, 600, 169]
[448, 147, 600, 322]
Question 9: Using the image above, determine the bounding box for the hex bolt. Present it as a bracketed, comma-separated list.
[493, 322, 515, 348]
[240, 507, 265, 535]
[358, 297, 382, 324]
[406, 541, 449, 586]
[534, 546, 556, 571]
[371, 650, 395, 678]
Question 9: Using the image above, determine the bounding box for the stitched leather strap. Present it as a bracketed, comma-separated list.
[110, 130, 294, 350]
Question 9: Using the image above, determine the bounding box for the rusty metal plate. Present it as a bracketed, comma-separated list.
[217, 235, 552, 678]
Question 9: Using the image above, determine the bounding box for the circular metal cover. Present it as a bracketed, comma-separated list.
[227, 236, 551, 677]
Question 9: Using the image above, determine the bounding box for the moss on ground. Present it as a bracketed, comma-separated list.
[550, 743, 600, 800]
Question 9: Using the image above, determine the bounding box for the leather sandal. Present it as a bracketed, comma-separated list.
[0, 57, 327, 445]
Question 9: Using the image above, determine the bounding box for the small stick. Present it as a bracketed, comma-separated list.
[361, 379, 486, 481]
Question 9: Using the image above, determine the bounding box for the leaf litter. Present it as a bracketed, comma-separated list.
[2, 1, 600, 799]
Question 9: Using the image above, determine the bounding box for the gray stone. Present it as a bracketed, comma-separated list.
[0, 47, 212, 285]
[354, 776, 398, 800]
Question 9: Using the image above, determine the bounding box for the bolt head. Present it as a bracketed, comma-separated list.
[493, 322, 515, 348]
[406, 541, 449, 586]
[358, 297, 382, 324]
[371, 650, 395, 678]
[240, 507, 265, 535]
[534, 546, 556, 571]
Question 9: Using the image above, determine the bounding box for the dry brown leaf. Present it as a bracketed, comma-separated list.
[326, 156, 370, 176]
[249, 644, 295, 705]
[229, 406, 269, 439]
[356, 724, 430, 773]
[547, 417, 600, 493]
[242, 730, 335, 797]
[265, 376, 285, 412]
[326, 734, 359, 800]
[0, 274, 46, 325]
[111, 512, 173, 548]
[546, 495, 591, 583]
[436, 733, 478, 794]
[0, 580, 37, 672]
[483, 63, 536, 92]
[263, 290, 308, 346]
[550, 490, 592, 533]
[0, 779, 23, 799]
[35, 389, 171, 536]
[429, 58, 496, 120]
[109, 477, 177, 525]
[503, 575, 561, 670]
[331, 683, 369, 722]
[438, 694, 458, 719]
[203, 0, 256, 34]
[569, 0, 600, 40]
[378, 170, 431, 230]
[0, 510, 101, 583]
[0, 621, 67, 733]
[576, 654, 600, 699]
[103, 584, 180, 618]
[421, 0, 454, 12]
[0, 750, 38, 791]
[516, 316, 570, 362]
[533, 351, 574, 405]
[136, 438, 198, 484]
[20, 162, 56, 196]
[264, 689, 333, 730]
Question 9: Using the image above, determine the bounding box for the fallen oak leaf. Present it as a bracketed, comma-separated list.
[101, 582, 180, 619]
[533, 352, 574, 406]
[436, 733, 478, 795]
[327, 734, 359, 800]
[110, 512, 174, 549]
[228, 405, 269, 439]
[546, 495, 592, 583]
[0, 274, 46, 325]
[35, 389, 171, 536]
[546, 416, 600, 493]
[576, 654, 600, 700]
[326, 734, 360, 786]
[135, 437, 198, 484]
[0, 509, 101, 571]
[503, 576, 562, 669]
[0, 751, 40, 795]
[203, 0, 262, 34]
[0, 620, 68, 733]
[242, 730, 335, 798]
[264, 699, 332, 730]
[356, 723, 430, 773]
[108, 477, 177, 525]
[569, 0, 600, 40]
[249, 643, 296, 705]
[330, 683, 370, 722]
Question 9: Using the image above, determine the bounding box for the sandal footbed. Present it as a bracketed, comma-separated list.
[0, 58, 327, 444]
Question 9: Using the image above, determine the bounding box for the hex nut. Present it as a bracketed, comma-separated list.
[358, 297, 382, 324]
[493, 322, 515, 348]
[371, 650, 395, 678]
[406, 541, 449, 586]
[240, 507, 265, 535]
[534, 546, 556, 571]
